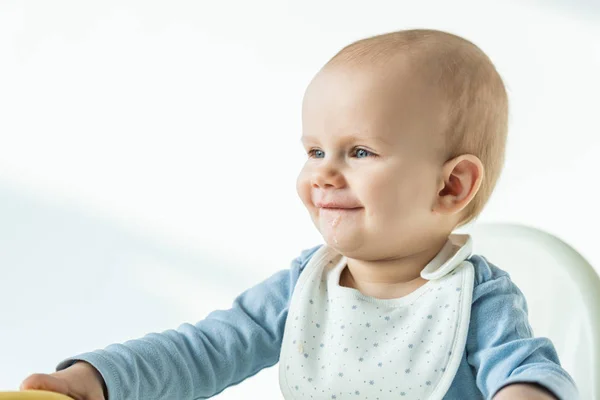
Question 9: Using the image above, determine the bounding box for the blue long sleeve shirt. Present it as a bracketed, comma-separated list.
[56, 245, 579, 399]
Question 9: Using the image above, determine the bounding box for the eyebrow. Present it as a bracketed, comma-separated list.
[300, 134, 391, 146]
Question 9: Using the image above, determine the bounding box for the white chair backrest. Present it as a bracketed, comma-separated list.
[467, 222, 600, 400]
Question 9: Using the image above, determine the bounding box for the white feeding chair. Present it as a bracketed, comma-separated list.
[468, 222, 600, 400]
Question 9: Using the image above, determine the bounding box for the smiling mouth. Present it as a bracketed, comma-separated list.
[319, 207, 363, 211]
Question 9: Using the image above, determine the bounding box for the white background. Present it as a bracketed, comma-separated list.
[1, 0, 599, 398]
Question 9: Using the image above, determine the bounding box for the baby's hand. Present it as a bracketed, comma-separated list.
[20, 362, 107, 400]
[493, 383, 557, 400]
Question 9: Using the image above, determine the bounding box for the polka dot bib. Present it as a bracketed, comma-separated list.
[279, 234, 475, 400]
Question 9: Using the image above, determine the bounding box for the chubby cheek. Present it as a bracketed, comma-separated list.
[361, 177, 397, 222]
[364, 171, 429, 228]
[296, 168, 314, 214]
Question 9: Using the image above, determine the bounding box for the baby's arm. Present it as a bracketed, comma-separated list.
[52, 246, 320, 400]
[466, 256, 579, 400]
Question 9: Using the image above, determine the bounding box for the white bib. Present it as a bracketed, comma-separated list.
[279, 235, 475, 399]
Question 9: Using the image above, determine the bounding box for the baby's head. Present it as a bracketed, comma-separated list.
[297, 29, 508, 260]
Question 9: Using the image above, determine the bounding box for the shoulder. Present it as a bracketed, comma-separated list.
[467, 254, 511, 287]
[466, 254, 531, 314]
[466, 254, 523, 303]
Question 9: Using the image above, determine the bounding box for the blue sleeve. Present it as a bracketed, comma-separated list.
[466, 256, 579, 400]
[55, 245, 322, 400]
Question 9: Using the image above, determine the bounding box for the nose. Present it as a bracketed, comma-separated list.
[311, 161, 346, 189]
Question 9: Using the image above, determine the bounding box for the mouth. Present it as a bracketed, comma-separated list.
[315, 200, 362, 209]
[313, 198, 363, 217]
[318, 206, 363, 212]
[320, 206, 362, 209]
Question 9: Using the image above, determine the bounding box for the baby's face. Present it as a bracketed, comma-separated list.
[297, 62, 446, 259]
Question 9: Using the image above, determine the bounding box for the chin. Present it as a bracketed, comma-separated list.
[321, 233, 361, 254]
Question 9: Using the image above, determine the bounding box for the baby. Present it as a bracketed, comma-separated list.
[21, 29, 578, 399]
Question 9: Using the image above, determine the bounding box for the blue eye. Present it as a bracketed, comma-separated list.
[308, 149, 325, 158]
[354, 148, 373, 158]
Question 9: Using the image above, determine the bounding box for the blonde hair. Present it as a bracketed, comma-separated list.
[327, 29, 509, 227]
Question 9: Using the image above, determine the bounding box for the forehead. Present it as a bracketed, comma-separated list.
[301, 61, 441, 147]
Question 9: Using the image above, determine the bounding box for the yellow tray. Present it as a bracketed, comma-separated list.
[0, 392, 73, 400]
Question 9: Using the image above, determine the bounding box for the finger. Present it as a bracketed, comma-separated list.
[20, 373, 70, 394]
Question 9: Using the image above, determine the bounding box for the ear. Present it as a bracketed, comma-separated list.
[433, 154, 484, 216]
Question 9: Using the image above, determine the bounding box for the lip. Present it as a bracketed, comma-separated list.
[319, 207, 362, 213]
[319, 207, 362, 210]
[317, 206, 363, 213]
[315, 201, 362, 209]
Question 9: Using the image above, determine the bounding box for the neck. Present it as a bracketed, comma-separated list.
[340, 236, 448, 299]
